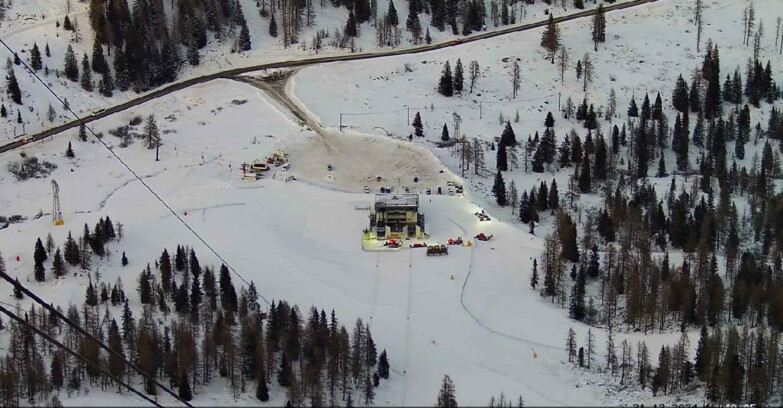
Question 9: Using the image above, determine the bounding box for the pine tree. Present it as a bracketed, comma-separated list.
[30, 43, 43, 71]
[187, 37, 200, 66]
[540, 14, 560, 63]
[530, 258, 539, 288]
[80, 54, 93, 91]
[378, 349, 390, 379]
[45, 43, 51, 57]
[0, 105, 6, 117]
[568, 269, 586, 321]
[387, 0, 399, 26]
[578, 154, 591, 193]
[14, 277, 23, 299]
[345, 11, 357, 37]
[91, 40, 107, 74]
[178, 371, 193, 401]
[363, 374, 375, 404]
[85, 280, 98, 306]
[496, 143, 508, 171]
[413, 111, 424, 136]
[500, 121, 517, 147]
[7, 68, 22, 105]
[591, 4, 606, 50]
[453, 59, 464, 94]
[52, 248, 66, 278]
[239, 20, 252, 51]
[34, 237, 47, 282]
[436, 375, 458, 407]
[438, 61, 453, 96]
[65, 141, 75, 158]
[492, 170, 507, 206]
[425, 27, 432, 44]
[441, 123, 450, 141]
[657, 155, 667, 177]
[269, 13, 278, 37]
[256, 375, 269, 401]
[64, 45, 79, 82]
[627, 96, 639, 117]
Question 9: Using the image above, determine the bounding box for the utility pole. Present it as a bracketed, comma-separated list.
[156, 142, 160, 161]
[479, 101, 483, 119]
[407, 106, 410, 125]
[339, 113, 343, 132]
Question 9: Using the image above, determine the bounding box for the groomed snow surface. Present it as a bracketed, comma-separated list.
[0, 76, 696, 406]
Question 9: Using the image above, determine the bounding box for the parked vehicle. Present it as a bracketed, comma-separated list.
[426, 245, 448, 256]
[447, 237, 463, 245]
[474, 233, 493, 241]
[364, 186, 371, 193]
[426, 188, 432, 195]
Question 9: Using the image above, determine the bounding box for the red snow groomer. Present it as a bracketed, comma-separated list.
[410, 242, 428, 248]
[447, 237, 463, 245]
[475, 210, 491, 222]
[474, 233, 493, 241]
[384, 239, 402, 248]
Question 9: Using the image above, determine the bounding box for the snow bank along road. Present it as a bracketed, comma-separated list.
[0, 0, 660, 155]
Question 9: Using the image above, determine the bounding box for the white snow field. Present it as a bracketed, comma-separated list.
[291, 0, 783, 219]
[0, 75, 694, 406]
[0, 0, 622, 141]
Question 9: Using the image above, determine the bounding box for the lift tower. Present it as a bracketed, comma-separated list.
[52, 180, 63, 226]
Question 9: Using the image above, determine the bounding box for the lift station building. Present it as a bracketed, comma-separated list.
[369, 194, 425, 240]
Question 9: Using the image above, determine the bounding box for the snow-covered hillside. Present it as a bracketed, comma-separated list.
[0, 77, 695, 406]
[0, 0, 624, 141]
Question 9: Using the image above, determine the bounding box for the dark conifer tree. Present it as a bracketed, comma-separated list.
[85, 280, 99, 306]
[64, 45, 79, 82]
[496, 143, 508, 171]
[30, 43, 43, 71]
[500, 121, 517, 146]
[568, 269, 586, 321]
[492, 170, 507, 206]
[378, 349, 390, 379]
[413, 112, 424, 136]
[672, 74, 689, 113]
[441, 123, 450, 141]
[121, 251, 128, 266]
[80, 54, 93, 91]
[438, 61, 453, 96]
[387, 0, 399, 26]
[453, 59, 464, 93]
[269, 13, 278, 37]
[7, 69, 22, 105]
[0, 104, 6, 117]
[578, 154, 591, 193]
[178, 371, 193, 401]
[627, 96, 639, 118]
[34, 238, 47, 282]
[52, 248, 66, 278]
[65, 141, 75, 158]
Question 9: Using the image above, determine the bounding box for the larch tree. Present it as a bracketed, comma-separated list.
[558, 47, 569, 84]
[468, 60, 480, 93]
[582, 54, 594, 93]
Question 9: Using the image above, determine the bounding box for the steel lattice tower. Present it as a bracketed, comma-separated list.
[52, 180, 63, 226]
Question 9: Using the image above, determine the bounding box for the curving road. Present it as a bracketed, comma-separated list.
[0, 0, 659, 155]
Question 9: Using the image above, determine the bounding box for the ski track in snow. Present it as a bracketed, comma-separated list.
[460, 242, 566, 353]
[401, 249, 414, 406]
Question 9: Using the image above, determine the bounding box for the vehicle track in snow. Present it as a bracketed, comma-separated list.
[459, 241, 566, 353]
